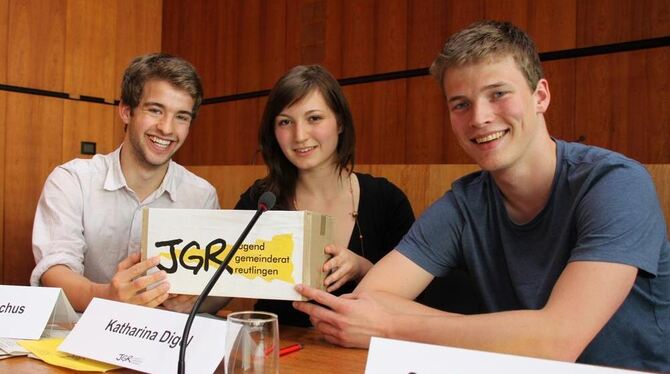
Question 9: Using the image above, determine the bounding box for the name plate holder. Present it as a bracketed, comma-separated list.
[0, 285, 78, 340]
[60, 298, 228, 374]
[365, 337, 640, 373]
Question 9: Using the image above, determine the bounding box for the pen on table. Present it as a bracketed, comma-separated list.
[279, 343, 303, 357]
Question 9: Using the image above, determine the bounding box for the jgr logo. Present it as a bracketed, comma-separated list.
[115, 353, 142, 365]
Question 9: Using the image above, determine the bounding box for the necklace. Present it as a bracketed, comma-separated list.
[294, 174, 365, 256]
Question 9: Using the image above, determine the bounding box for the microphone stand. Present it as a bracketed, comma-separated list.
[177, 198, 272, 374]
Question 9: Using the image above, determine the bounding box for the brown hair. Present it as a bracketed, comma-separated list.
[120, 53, 203, 119]
[430, 20, 543, 91]
[256, 65, 356, 209]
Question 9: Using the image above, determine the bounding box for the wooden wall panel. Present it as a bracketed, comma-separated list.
[114, 0, 163, 100]
[575, 48, 670, 163]
[162, 0, 228, 95]
[0, 92, 5, 281]
[0, 0, 7, 83]
[341, 0, 375, 77]
[577, 0, 670, 48]
[407, 0, 483, 69]
[405, 76, 450, 163]
[162, 0, 287, 98]
[62, 102, 116, 162]
[372, 0, 407, 72]
[187, 165, 265, 209]
[162, 0, 670, 166]
[286, 0, 337, 73]
[4, 94, 63, 285]
[542, 59, 576, 142]
[6, 0, 66, 91]
[0, 0, 6, 281]
[343, 80, 407, 163]
[64, 0, 117, 100]
[174, 97, 264, 166]
[526, 0, 576, 52]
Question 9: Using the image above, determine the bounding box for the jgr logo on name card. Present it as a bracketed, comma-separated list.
[115, 353, 142, 365]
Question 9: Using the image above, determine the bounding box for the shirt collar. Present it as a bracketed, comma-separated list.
[103, 146, 179, 202]
[103, 147, 127, 191]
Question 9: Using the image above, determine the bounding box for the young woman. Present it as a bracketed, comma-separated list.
[235, 65, 414, 326]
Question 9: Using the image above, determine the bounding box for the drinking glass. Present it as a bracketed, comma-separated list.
[225, 311, 279, 374]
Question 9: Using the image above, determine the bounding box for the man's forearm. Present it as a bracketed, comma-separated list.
[388, 309, 581, 361]
[41, 265, 108, 312]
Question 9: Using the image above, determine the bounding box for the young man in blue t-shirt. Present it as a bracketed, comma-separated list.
[292, 21, 669, 371]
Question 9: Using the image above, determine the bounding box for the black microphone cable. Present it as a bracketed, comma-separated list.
[177, 191, 276, 374]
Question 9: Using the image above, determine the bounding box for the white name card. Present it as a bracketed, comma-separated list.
[59, 298, 228, 374]
[365, 337, 643, 373]
[0, 285, 77, 339]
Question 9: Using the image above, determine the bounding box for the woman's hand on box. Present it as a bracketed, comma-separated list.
[322, 245, 373, 292]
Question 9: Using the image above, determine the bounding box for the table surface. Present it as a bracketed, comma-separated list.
[0, 325, 368, 373]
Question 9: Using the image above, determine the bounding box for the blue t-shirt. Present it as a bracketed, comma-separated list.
[397, 140, 669, 371]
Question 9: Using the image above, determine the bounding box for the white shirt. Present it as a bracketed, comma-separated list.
[31, 147, 220, 286]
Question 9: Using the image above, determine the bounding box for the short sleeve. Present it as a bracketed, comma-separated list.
[571, 162, 667, 276]
[396, 191, 464, 277]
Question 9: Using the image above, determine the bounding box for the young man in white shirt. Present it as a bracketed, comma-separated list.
[32, 54, 222, 313]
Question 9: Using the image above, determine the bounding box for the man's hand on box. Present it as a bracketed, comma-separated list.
[105, 253, 170, 308]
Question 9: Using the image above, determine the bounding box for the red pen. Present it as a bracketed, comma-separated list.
[279, 343, 303, 357]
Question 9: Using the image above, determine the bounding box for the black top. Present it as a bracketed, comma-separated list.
[234, 172, 415, 326]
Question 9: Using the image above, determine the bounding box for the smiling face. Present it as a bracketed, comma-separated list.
[443, 55, 550, 173]
[119, 79, 193, 170]
[273, 89, 341, 174]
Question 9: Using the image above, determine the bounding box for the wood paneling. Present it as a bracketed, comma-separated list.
[62, 101, 116, 162]
[187, 165, 265, 209]
[577, 0, 670, 48]
[6, 0, 66, 91]
[0, 0, 7, 83]
[575, 47, 670, 162]
[542, 59, 576, 142]
[174, 97, 264, 166]
[344, 79, 407, 163]
[407, 0, 482, 69]
[484, 0, 577, 52]
[64, 0, 117, 100]
[0, 92, 5, 281]
[162, 0, 287, 98]
[4, 93, 63, 285]
[114, 0, 162, 100]
[405, 76, 450, 163]
[286, 0, 331, 71]
[526, 0, 577, 52]
[163, 0, 669, 166]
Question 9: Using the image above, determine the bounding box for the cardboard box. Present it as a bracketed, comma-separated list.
[141, 208, 332, 301]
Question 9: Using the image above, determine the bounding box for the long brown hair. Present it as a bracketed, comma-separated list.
[255, 65, 356, 209]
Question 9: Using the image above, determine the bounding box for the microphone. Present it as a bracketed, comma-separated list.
[178, 191, 276, 374]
